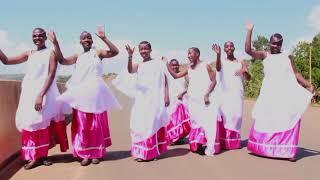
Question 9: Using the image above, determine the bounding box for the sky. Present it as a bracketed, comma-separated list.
[0, 0, 319, 75]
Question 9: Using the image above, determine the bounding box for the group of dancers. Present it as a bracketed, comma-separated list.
[0, 22, 314, 170]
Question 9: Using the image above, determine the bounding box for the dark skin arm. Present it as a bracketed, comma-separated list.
[212, 44, 222, 72]
[164, 75, 170, 107]
[48, 31, 78, 65]
[95, 25, 119, 59]
[34, 51, 58, 111]
[204, 64, 217, 105]
[178, 76, 189, 100]
[0, 49, 29, 65]
[245, 22, 267, 60]
[289, 55, 315, 93]
[162, 57, 188, 79]
[125, 45, 139, 73]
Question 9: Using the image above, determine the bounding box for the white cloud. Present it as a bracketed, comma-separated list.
[308, 5, 320, 31]
[289, 5, 320, 52]
[0, 30, 31, 74]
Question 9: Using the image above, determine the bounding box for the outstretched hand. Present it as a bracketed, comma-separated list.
[48, 31, 58, 44]
[212, 44, 221, 55]
[245, 21, 254, 31]
[34, 95, 43, 112]
[95, 25, 106, 39]
[125, 44, 135, 56]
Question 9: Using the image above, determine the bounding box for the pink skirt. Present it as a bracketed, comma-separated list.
[217, 120, 241, 150]
[247, 120, 301, 159]
[167, 104, 191, 143]
[131, 127, 168, 160]
[188, 125, 221, 154]
[21, 119, 68, 161]
[71, 109, 111, 159]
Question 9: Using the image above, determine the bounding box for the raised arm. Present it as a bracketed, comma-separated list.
[289, 55, 315, 93]
[95, 25, 119, 59]
[164, 75, 170, 107]
[245, 22, 267, 60]
[48, 31, 78, 65]
[212, 44, 222, 72]
[204, 64, 217, 105]
[0, 49, 29, 65]
[126, 44, 139, 73]
[162, 56, 188, 79]
[34, 51, 58, 111]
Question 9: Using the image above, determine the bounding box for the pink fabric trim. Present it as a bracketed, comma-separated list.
[21, 118, 69, 161]
[247, 120, 301, 159]
[72, 109, 111, 159]
[167, 104, 191, 143]
[131, 127, 168, 160]
[189, 125, 221, 154]
[217, 120, 241, 150]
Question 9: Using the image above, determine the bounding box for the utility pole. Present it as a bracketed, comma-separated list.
[309, 45, 312, 84]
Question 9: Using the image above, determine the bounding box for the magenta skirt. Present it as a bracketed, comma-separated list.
[247, 120, 301, 159]
[131, 127, 168, 160]
[188, 124, 222, 154]
[167, 104, 191, 143]
[217, 120, 241, 150]
[21, 119, 68, 161]
[71, 109, 111, 159]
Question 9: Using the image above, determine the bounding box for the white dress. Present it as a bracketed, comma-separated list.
[128, 59, 169, 143]
[57, 48, 121, 113]
[16, 48, 67, 132]
[187, 62, 219, 154]
[217, 59, 244, 132]
[167, 75, 187, 114]
[252, 53, 313, 133]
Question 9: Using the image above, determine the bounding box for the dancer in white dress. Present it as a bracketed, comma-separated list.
[50, 26, 121, 166]
[213, 42, 251, 150]
[0, 28, 69, 170]
[245, 22, 314, 161]
[114, 41, 170, 162]
[166, 59, 191, 145]
[165, 47, 221, 156]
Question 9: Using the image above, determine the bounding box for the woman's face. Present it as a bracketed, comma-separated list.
[80, 32, 93, 50]
[32, 29, 47, 47]
[139, 43, 152, 59]
[269, 36, 282, 54]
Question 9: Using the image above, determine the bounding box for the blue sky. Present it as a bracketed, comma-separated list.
[0, 0, 319, 74]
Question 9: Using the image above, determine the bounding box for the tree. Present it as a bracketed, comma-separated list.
[244, 35, 268, 98]
[252, 35, 269, 51]
[292, 33, 320, 92]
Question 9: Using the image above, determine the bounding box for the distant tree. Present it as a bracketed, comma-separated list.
[244, 35, 268, 98]
[292, 33, 320, 92]
[253, 35, 269, 51]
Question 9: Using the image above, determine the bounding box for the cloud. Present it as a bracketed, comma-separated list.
[289, 5, 320, 52]
[308, 5, 320, 31]
[0, 30, 31, 74]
